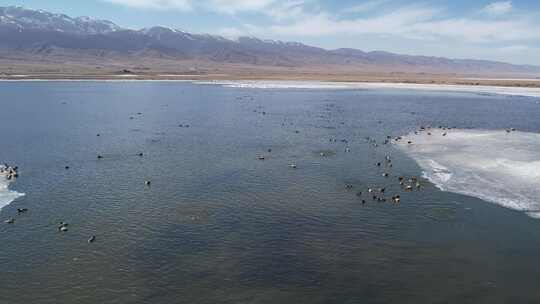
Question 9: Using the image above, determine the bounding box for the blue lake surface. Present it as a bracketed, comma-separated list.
[1, 81, 540, 304]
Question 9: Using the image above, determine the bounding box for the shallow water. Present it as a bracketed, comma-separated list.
[1, 82, 540, 304]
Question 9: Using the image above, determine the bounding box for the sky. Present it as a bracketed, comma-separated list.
[2, 0, 540, 65]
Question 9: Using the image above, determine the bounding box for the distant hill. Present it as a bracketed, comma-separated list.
[1, 6, 540, 76]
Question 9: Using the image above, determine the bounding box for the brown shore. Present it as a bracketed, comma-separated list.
[1, 57, 540, 88]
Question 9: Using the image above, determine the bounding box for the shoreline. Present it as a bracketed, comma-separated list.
[3, 77, 540, 98]
[1, 71, 540, 88]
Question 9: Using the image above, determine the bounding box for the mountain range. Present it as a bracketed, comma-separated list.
[1, 6, 539, 77]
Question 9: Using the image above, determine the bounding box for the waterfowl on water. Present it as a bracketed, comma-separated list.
[5, 218, 14, 224]
[88, 235, 96, 243]
[145, 180, 151, 186]
[17, 208, 28, 213]
[58, 222, 69, 231]
[289, 164, 297, 169]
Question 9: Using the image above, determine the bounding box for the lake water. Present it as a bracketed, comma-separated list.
[1, 81, 540, 304]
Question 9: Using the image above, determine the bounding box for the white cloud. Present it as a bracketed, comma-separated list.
[103, 0, 193, 11]
[224, 2, 539, 45]
[206, 0, 276, 14]
[217, 6, 441, 40]
[265, 0, 308, 21]
[217, 24, 261, 37]
[483, 1, 513, 16]
[269, 6, 440, 37]
[342, 0, 388, 14]
[102, 0, 277, 12]
[499, 45, 533, 53]
[410, 18, 540, 43]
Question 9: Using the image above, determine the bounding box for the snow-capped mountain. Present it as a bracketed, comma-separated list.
[0, 6, 539, 75]
[0, 6, 120, 34]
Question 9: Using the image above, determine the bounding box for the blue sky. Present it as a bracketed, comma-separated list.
[2, 0, 540, 65]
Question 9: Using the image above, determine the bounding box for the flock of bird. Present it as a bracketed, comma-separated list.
[3, 91, 518, 246]
[248, 99, 447, 209]
[1, 163, 18, 180]
[0, 107, 193, 242]
[2, 163, 95, 242]
[2, 164, 28, 225]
